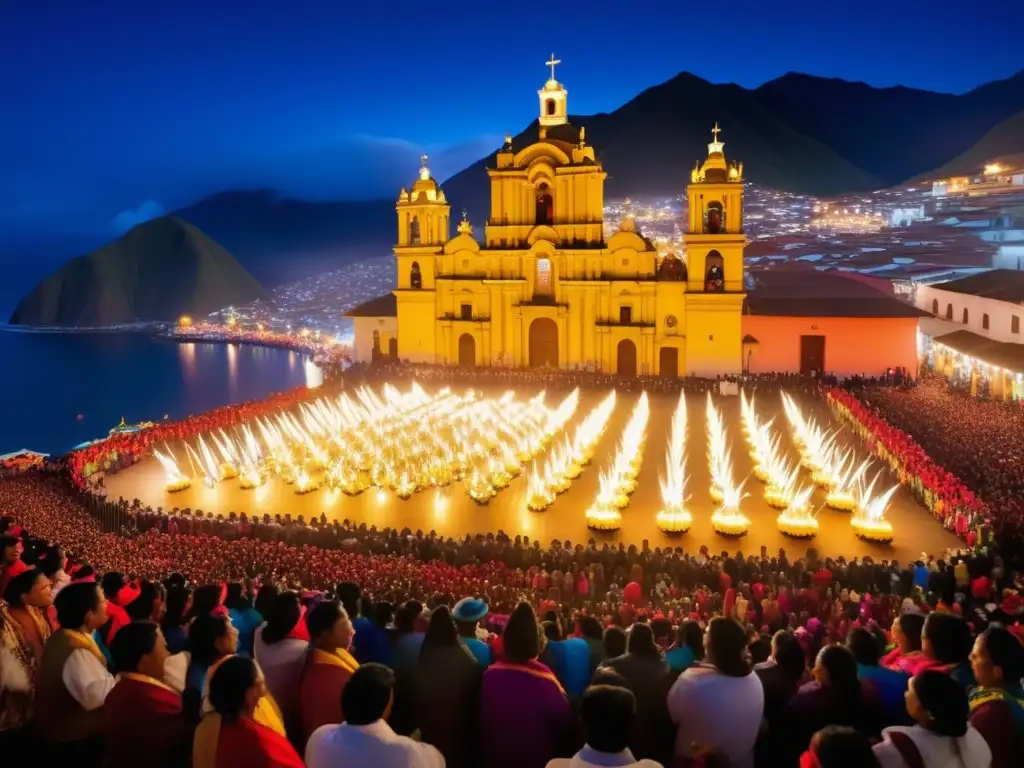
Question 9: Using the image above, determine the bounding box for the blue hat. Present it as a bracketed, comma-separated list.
[452, 597, 488, 623]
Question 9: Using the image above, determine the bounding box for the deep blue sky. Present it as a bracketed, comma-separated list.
[2, 0, 1022, 243]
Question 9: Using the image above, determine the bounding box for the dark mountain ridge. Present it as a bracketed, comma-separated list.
[10, 217, 265, 326]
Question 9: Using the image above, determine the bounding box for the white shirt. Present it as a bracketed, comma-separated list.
[873, 724, 992, 768]
[305, 719, 445, 768]
[62, 648, 116, 710]
[547, 745, 663, 767]
[252, 623, 308, 721]
[667, 664, 763, 768]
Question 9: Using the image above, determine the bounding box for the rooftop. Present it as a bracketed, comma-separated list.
[934, 270, 1024, 304]
[344, 293, 397, 318]
[745, 270, 927, 318]
[932, 328, 1024, 373]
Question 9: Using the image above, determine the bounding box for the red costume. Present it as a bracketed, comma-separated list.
[102, 673, 190, 768]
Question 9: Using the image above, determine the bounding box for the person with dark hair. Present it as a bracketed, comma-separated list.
[305, 662, 444, 767]
[0, 567, 53, 732]
[546, 685, 662, 767]
[847, 627, 912, 725]
[755, 630, 807, 760]
[668, 617, 763, 768]
[35, 581, 113, 761]
[604, 625, 627, 658]
[193, 655, 303, 768]
[225, 582, 262, 658]
[783, 645, 883, 764]
[873, 670, 991, 767]
[578, 615, 607, 674]
[253, 590, 308, 740]
[541, 613, 592, 699]
[161, 584, 192, 655]
[666, 620, 704, 672]
[336, 581, 373, 662]
[298, 600, 357, 744]
[184, 614, 238, 720]
[97, 571, 133, 651]
[103, 621, 190, 768]
[882, 614, 926, 673]
[802, 726, 880, 768]
[599, 623, 670, 760]
[390, 599, 426, 736]
[916, 612, 976, 688]
[0, 534, 27, 598]
[125, 580, 166, 623]
[968, 626, 1024, 767]
[413, 604, 482, 767]
[481, 602, 572, 768]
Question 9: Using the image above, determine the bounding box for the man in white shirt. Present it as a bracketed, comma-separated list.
[36, 580, 116, 756]
[547, 685, 662, 768]
[306, 662, 445, 768]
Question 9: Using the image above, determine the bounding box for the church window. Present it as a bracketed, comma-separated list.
[536, 183, 553, 226]
[461, 259, 470, 271]
[619, 306, 633, 324]
[546, 98, 556, 116]
[982, 313, 990, 330]
[409, 215, 421, 245]
[962, 308, 969, 325]
[1013, 315, 1020, 334]
[932, 299, 939, 315]
[372, 330, 381, 361]
[410, 262, 422, 290]
[536, 257, 552, 295]
[622, 258, 630, 267]
[704, 202, 724, 234]
[461, 303, 472, 320]
[705, 250, 725, 292]
[945, 303, 953, 320]
[665, 315, 677, 329]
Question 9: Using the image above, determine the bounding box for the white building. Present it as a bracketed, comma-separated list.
[345, 294, 398, 363]
[914, 270, 1024, 344]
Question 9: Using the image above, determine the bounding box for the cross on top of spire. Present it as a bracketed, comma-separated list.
[546, 53, 561, 81]
[711, 123, 721, 142]
[418, 153, 430, 181]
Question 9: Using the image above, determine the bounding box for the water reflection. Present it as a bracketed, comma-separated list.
[227, 343, 238, 397]
[179, 343, 196, 384]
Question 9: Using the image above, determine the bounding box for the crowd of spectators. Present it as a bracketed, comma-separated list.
[841, 375, 1024, 561]
[1, 362, 1022, 766]
[2, 467, 1023, 767]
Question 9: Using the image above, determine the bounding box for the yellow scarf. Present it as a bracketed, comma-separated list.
[311, 647, 359, 674]
[65, 629, 108, 667]
[205, 655, 285, 737]
[120, 671, 178, 695]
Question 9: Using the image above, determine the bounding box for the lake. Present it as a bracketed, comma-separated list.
[0, 330, 322, 455]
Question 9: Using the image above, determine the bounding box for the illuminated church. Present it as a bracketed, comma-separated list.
[346, 56, 922, 378]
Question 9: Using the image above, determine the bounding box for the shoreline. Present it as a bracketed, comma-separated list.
[0, 322, 164, 335]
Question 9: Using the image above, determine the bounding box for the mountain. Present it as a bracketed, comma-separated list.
[442, 69, 1024, 226]
[9, 216, 265, 326]
[171, 190, 395, 286]
[921, 110, 1024, 179]
[755, 70, 1024, 185]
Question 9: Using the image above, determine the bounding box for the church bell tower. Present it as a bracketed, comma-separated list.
[682, 124, 746, 377]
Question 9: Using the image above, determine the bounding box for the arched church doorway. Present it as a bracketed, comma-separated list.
[617, 339, 637, 377]
[659, 347, 679, 378]
[409, 216, 421, 245]
[705, 250, 724, 292]
[458, 334, 476, 367]
[536, 183, 553, 226]
[388, 337, 398, 358]
[410, 262, 422, 289]
[529, 318, 559, 368]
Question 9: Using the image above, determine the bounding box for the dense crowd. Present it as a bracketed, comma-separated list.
[843, 376, 1024, 560]
[2, 469, 1023, 767]
[1, 364, 1022, 767]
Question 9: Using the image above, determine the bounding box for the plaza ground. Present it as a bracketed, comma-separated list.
[106, 388, 963, 562]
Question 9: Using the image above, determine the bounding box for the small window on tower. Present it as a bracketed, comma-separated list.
[410, 262, 422, 290]
[536, 258, 552, 295]
[546, 99, 556, 116]
[461, 304, 472, 320]
[409, 215, 420, 245]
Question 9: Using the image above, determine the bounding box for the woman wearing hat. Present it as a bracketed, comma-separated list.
[452, 597, 492, 666]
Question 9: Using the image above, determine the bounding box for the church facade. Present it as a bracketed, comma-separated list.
[377, 58, 747, 378]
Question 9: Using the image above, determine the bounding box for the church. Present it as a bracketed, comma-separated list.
[347, 57, 923, 378]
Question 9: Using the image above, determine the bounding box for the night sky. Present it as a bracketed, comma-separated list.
[2, 0, 1022, 242]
